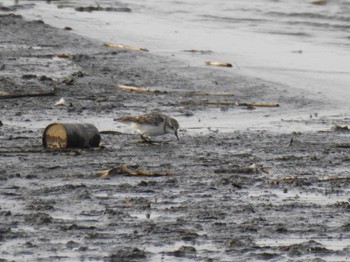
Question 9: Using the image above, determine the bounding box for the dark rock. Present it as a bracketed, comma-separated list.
[0, 227, 11, 234]
[0, 210, 12, 216]
[66, 240, 79, 249]
[166, 245, 196, 258]
[75, 6, 131, 13]
[281, 240, 331, 256]
[24, 212, 53, 225]
[110, 247, 146, 262]
[254, 252, 280, 260]
[21, 74, 37, 79]
[39, 75, 53, 81]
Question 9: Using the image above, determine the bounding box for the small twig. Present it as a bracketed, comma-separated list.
[183, 49, 213, 54]
[214, 164, 271, 175]
[104, 42, 148, 52]
[129, 140, 169, 145]
[117, 85, 149, 92]
[205, 61, 232, 68]
[185, 92, 235, 97]
[0, 88, 56, 99]
[96, 165, 171, 177]
[116, 85, 166, 94]
[117, 85, 236, 97]
[99, 130, 124, 135]
[181, 100, 279, 107]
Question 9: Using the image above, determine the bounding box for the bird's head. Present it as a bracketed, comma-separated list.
[165, 117, 180, 140]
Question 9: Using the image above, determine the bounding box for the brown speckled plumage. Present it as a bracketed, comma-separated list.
[117, 113, 168, 126]
[115, 112, 180, 141]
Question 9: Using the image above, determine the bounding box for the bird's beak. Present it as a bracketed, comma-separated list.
[175, 131, 179, 141]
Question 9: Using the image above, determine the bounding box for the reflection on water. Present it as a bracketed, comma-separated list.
[2, 0, 350, 131]
[7, 0, 349, 106]
[51, 0, 350, 46]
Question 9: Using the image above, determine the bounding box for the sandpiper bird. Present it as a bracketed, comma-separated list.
[115, 112, 180, 142]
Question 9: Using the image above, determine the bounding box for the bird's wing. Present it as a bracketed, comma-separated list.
[115, 116, 137, 123]
[115, 113, 165, 126]
[136, 113, 165, 126]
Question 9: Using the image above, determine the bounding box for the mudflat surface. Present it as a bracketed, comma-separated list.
[1, 13, 350, 262]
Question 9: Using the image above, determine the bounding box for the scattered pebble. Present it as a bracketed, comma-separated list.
[55, 97, 66, 106]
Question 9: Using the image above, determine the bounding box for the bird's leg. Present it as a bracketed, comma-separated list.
[140, 134, 153, 144]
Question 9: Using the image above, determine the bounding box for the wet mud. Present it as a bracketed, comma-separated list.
[0, 12, 350, 262]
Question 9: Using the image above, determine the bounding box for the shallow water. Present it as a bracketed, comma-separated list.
[2, 0, 350, 133]
[1, 0, 349, 136]
[4, 0, 350, 105]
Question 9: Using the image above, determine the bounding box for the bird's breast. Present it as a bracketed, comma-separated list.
[132, 123, 165, 136]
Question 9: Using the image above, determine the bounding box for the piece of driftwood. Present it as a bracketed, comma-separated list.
[46, 54, 71, 59]
[214, 164, 271, 175]
[117, 85, 149, 92]
[311, 0, 326, 5]
[116, 85, 166, 94]
[205, 61, 232, 68]
[331, 125, 350, 133]
[185, 92, 235, 97]
[336, 144, 350, 149]
[181, 100, 279, 107]
[267, 176, 310, 186]
[75, 5, 131, 12]
[0, 88, 56, 99]
[268, 175, 349, 186]
[207, 101, 279, 107]
[97, 165, 171, 177]
[54, 53, 71, 58]
[117, 85, 233, 97]
[321, 176, 350, 181]
[183, 49, 213, 54]
[104, 42, 148, 52]
[0, 149, 46, 154]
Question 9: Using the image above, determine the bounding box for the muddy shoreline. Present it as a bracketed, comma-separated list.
[1, 11, 350, 262]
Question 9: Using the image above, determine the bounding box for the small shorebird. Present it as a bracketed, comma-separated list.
[115, 112, 179, 143]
